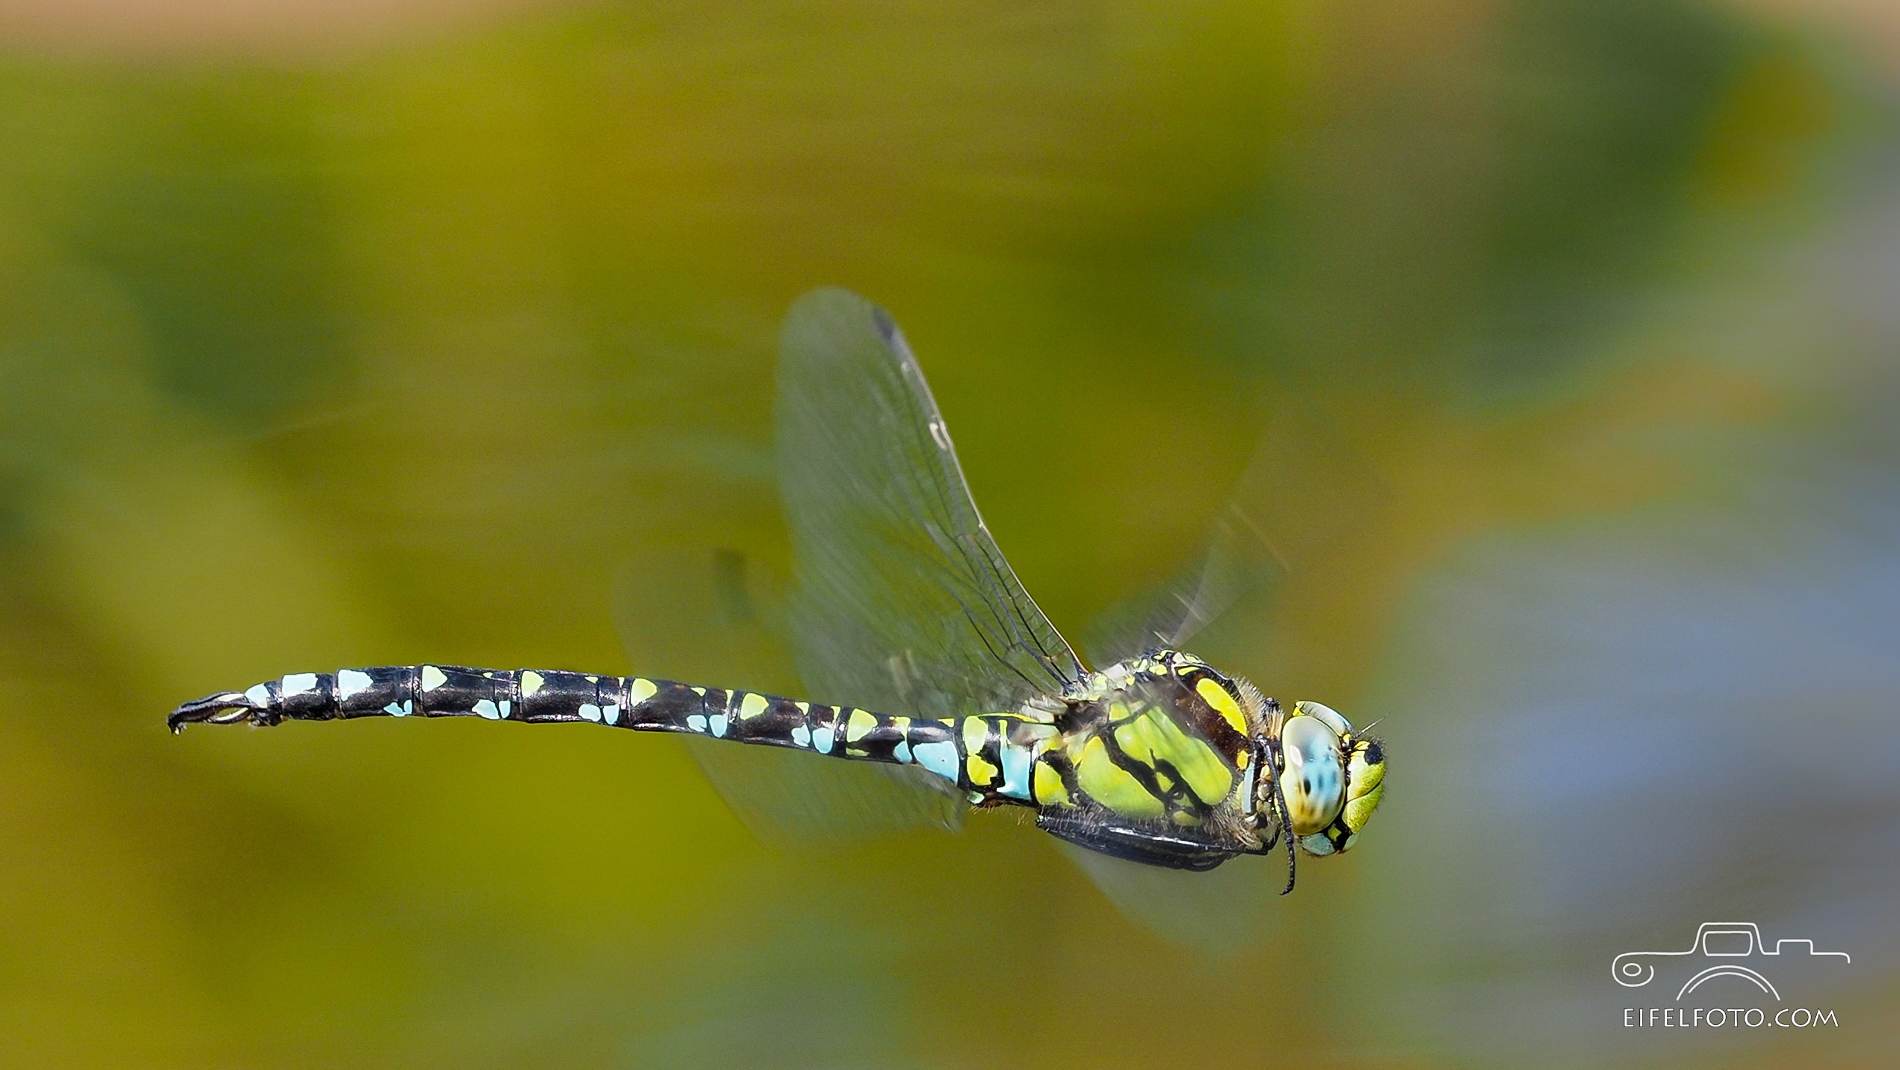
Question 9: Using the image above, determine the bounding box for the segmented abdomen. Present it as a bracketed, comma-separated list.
[216, 665, 1052, 805]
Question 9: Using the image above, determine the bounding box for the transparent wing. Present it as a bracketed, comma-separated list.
[1055, 841, 1288, 955]
[617, 543, 965, 843]
[684, 736, 965, 841]
[1084, 450, 1290, 669]
[778, 288, 1085, 721]
[1070, 435, 1304, 941]
[643, 288, 1088, 845]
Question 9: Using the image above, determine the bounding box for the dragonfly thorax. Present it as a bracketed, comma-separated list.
[1032, 650, 1385, 870]
[1024, 650, 1267, 869]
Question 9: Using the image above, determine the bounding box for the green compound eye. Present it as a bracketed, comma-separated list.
[1278, 714, 1346, 837]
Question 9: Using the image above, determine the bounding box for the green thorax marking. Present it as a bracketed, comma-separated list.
[1034, 650, 1254, 826]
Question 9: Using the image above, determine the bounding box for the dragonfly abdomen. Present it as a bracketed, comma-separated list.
[171, 664, 650, 728]
[168, 666, 1046, 806]
[171, 664, 877, 736]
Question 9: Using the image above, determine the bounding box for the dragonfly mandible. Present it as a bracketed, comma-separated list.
[168, 288, 1386, 890]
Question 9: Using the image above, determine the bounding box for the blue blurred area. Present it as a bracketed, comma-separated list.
[1366, 203, 1900, 1061]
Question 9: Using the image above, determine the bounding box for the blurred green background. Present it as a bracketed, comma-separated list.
[2, 1, 1897, 1067]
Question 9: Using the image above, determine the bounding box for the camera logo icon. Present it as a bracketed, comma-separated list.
[1613, 922, 1850, 1001]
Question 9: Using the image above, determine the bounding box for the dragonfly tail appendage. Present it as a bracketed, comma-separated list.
[167, 690, 272, 732]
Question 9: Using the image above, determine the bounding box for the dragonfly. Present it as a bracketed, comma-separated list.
[168, 288, 1386, 893]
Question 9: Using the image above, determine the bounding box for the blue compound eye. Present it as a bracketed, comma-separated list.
[1294, 700, 1352, 736]
[1279, 715, 1345, 837]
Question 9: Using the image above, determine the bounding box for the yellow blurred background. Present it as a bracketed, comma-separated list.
[1, 1, 1896, 1067]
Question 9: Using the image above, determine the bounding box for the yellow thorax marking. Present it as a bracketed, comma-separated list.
[1074, 736, 1166, 818]
[1194, 677, 1248, 736]
[1113, 706, 1236, 807]
[1033, 761, 1070, 807]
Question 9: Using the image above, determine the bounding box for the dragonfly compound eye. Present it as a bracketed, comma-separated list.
[1278, 714, 1345, 837]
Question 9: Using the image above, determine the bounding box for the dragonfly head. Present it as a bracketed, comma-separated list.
[1261, 700, 1385, 856]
